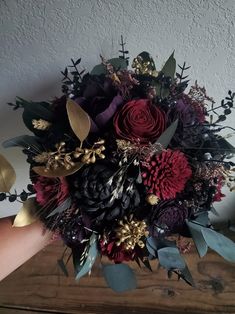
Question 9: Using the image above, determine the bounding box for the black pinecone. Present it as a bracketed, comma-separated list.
[72, 163, 141, 225]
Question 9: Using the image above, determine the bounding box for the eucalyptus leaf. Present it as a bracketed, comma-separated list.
[90, 58, 127, 75]
[66, 99, 91, 143]
[46, 197, 72, 218]
[32, 162, 84, 177]
[158, 247, 186, 270]
[0, 154, 16, 192]
[210, 206, 220, 217]
[72, 247, 82, 274]
[161, 51, 176, 79]
[103, 263, 137, 293]
[76, 233, 98, 280]
[57, 259, 69, 277]
[194, 211, 209, 226]
[13, 197, 38, 227]
[186, 220, 208, 257]
[201, 228, 235, 262]
[155, 119, 178, 148]
[146, 236, 158, 257]
[179, 265, 195, 287]
[2, 135, 41, 151]
[216, 136, 235, 155]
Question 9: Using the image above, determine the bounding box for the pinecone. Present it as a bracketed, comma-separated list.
[71, 163, 141, 225]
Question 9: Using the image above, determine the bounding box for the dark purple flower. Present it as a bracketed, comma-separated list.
[174, 95, 206, 126]
[150, 200, 189, 235]
[75, 76, 123, 131]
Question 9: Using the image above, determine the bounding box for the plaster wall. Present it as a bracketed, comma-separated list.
[0, 0, 234, 219]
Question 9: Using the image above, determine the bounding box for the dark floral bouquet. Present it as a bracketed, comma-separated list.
[1, 38, 235, 292]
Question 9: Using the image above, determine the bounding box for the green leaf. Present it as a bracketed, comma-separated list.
[146, 236, 158, 257]
[46, 197, 72, 218]
[57, 259, 69, 277]
[18, 98, 54, 134]
[194, 212, 209, 226]
[17, 97, 54, 120]
[75, 233, 98, 280]
[90, 58, 127, 75]
[161, 51, 176, 79]
[158, 247, 186, 270]
[155, 119, 178, 148]
[216, 136, 235, 155]
[103, 263, 137, 292]
[210, 206, 220, 217]
[180, 265, 195, 287]
[2, 135, 41, 151]
[186, 220, 208, 257]
[201, 228, 235, 262]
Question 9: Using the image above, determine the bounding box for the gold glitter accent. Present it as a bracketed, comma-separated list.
[100, 55, 139, 98]
[115, 215, 149, 250]
[132, 53, 157, 76]
[33, 139, 105, 170]
[146, 194, 160, 205]
[32, 119, 51, 130]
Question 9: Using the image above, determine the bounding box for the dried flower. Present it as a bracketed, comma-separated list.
[32, 119, 51, 130]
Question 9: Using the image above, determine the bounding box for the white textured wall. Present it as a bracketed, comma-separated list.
[0, 0, 234, 219]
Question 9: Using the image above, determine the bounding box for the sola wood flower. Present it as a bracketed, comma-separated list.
[142, 149, 192, 200]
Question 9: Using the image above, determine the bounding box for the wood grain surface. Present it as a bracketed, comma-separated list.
[0, 240, 235, 314]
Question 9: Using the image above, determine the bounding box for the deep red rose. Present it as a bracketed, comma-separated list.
[142, 149, 192, 200]
[34, 176, 69, 207]
[99, 238, 136, 263]
[113, 99, 166, 144]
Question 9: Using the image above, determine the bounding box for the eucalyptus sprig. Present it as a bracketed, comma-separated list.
[61, 57, 85, 96]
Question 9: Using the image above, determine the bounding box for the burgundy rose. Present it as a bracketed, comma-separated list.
[34, 176, 69, 207]
[142, 149, 192, 200]
[114, 99, 166, 144]
[99, 238, 136, 263]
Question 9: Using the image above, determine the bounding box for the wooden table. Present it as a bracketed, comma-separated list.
[0, 241, 235, 314]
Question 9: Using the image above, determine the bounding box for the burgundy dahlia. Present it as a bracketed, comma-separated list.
[142, 149, 192, 200]
[99, 238, 136, 263]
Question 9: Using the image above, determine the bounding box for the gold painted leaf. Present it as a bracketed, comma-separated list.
[66, 98, 91, 143]
[32, 162, 84, 177]
[0, 154, 16, 192]
[13, 197, 38, 227]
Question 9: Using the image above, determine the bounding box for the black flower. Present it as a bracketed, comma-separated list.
[71, 163, 141, 226]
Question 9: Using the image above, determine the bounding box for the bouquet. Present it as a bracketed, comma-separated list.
[1, 38, 235, 292]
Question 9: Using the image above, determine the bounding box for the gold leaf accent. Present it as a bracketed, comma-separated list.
[66, 99, 91, 144]
[0, 154, 16, 192]
[13, 197, 38, 227]
[32, 162, 84, 178]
